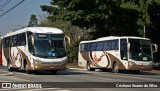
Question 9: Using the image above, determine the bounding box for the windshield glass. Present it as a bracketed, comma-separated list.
[129, 39, 152, 61]
[33, 33, 66, 58]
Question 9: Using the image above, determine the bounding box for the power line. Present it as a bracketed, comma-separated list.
[0, 0, 11, 9]
[0, 0, 5, 3]
[0, 0, 25, 18]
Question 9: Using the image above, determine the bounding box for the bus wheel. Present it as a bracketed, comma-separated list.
[87, 61, 95, 71]
[112, 62, 119, 73]
[25, 63, 32, 74]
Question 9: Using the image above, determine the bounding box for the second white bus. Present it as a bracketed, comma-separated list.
[78, 36, 157, 73]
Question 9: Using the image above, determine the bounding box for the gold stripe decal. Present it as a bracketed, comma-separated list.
[81, 51, 126, 69]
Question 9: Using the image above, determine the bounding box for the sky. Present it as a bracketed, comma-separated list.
[0, 0, 50, 36]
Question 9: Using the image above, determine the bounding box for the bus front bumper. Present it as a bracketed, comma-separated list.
[33, 61, 67, 71]
[128, 64, 152, 71]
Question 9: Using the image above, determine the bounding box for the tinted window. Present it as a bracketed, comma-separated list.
[96, 42, 103, 51]
[80, 44, 85, 52]
[17, 33, 26, 46]
[81, 40, 119, 52]
[103, 40, 119, 50]
[9, 37, 13, 47]
[13, 35, 17, 46]
[90, 43, 96, 51]
[84, 43, 90, 51]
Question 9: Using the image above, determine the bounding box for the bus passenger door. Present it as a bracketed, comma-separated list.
[120, 39, 129, 69]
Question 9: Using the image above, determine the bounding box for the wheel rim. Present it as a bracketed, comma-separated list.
[7, 64, 11, 70]
[87, 62, 91, 70]
[113, 63, 119, 73]
[7, 61, 11, 71]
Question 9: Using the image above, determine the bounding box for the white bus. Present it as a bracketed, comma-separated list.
[2, 27, 67, 74]
[78, 36, 157, 73]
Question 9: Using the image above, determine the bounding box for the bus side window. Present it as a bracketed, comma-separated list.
[3, 38, 5, 48]
[13, 35, 17, 46]
[80, 44, 85, 52]
[9, 37, 13, 47]
[111, 40, 119, 50]
[84, 43, 90, 51]
[5, 38, 9, 48]
[17, 34, 21, 46]
[17, 33, 26, 46]
[90, 43, 96, 51]
[84, 44, 87, 51]
[96, 42, 103, 51]
[21, 33, 26, 45]
[103, 41, 109, 50]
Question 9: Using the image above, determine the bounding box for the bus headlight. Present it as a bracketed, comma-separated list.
[129, 61, 136, 65]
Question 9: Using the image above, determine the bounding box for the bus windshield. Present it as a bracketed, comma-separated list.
[129, 39, 152, 61]
[33, 34, 66, 58]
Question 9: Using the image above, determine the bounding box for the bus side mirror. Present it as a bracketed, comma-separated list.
[31, 35, 34, 45]
[127, 42, 130, 51]
[65, 35, 70, 46]
[152, 44, 158, 52]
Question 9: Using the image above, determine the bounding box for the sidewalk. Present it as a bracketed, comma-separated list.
[149, 70, 160, 73]
[0, 65, 14, 76]
[0, 69, 13, 76]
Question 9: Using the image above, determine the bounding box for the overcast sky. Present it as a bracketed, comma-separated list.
[0, 0, 50, 36]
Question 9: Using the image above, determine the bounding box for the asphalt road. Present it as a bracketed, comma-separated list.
[0, 66, 160, 91]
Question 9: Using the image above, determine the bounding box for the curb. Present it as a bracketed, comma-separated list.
[0, 68, 14, 76]
[69, 68, 160, 73]
[0, 72, 14, 76]
[148, 70, 160, 74]
[68, 68, 86, 71]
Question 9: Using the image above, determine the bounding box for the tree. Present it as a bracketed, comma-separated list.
[40, 0, 118, 38]
[40, 0, 160, 64]
[28, 14, 38, 27]
[40, 0, 148, 38]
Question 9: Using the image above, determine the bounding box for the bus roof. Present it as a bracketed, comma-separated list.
[3, 27, 64, 38]
[80, 36, 150, 44]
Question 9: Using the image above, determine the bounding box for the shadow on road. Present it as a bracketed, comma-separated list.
[113, 70, 159, 76]
[12, 69, 90, 75]
[97, 69, 160, 76]
[0, 65, 90, 75]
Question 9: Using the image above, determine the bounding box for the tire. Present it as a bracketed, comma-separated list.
[24, 63, 32, 74]
[112, 62, 119, 73]
[86, 61, 95, 71]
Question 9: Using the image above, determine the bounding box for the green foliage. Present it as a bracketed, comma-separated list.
[41, 0, 116, 38]
[67, 42, 79, 63]
[39, 0, 160, 63]
[28, 14, 38, 27]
